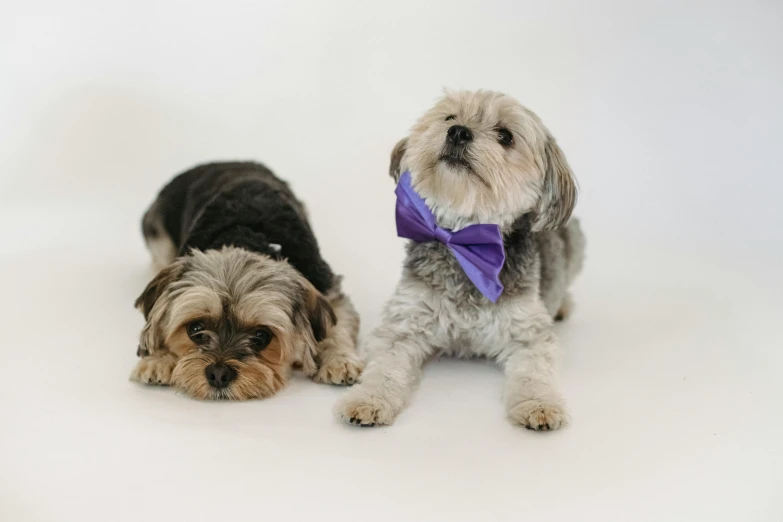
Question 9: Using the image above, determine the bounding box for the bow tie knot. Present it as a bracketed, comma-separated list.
[394, 171, 506, 302]
[433, 226, 452, 245]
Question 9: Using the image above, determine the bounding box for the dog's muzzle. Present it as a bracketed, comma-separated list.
[440, 125, 473, 168]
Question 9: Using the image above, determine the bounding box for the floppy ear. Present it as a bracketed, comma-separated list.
[135, 260, 186, 357]
[306, 288, 336, 343]
[295, 281, 337, 375]
[389, 137, 409, 182]
[532, 135, 577, 232]
[135, 260, 185, 320]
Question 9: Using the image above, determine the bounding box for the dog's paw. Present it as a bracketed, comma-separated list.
[335, 388, 397, 427]
[130, 354, 176, 386]
[313, 354, 364, 385]
[508, 397, 568, 431]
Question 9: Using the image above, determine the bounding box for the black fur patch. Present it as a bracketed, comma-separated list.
[143, 162, 335, 294]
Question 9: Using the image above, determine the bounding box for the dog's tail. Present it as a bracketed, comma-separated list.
[141, 199, 177, 269]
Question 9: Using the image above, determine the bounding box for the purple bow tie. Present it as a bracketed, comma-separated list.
[395, 171, 506, 302]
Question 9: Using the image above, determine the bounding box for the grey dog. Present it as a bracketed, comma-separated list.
[336, 90, 585, 430]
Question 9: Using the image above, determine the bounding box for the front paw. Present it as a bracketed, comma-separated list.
[313, 354, 364, 385]
[335, 386, 397, 427]
[507, 396, 568, 431]
[130, 354, 176, 386]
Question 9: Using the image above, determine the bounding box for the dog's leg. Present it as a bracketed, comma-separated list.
[313, 292, 364, 385]
[334, 325, 431, 426]
[499, 324, 568, 431]
[130, 352, 178, 385]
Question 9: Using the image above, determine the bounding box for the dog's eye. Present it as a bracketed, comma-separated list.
[497, 128, 513, 146]
[251, 327, 273, 351]
[187, 321, 208, 344]
[445, 115, 456, 121]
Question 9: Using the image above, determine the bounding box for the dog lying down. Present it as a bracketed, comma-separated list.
[131, 162, 363, 400]
[336, 90, 585, 430]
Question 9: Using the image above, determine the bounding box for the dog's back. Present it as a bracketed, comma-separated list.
[142, 162, 334, 293]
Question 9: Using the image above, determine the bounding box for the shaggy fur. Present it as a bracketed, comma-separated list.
[336, 90, 585, 429]
[131, 162, 363, 400]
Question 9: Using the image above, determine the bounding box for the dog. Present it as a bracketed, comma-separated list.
[335, 90, 584, 429]
[131, 162, 364, 400]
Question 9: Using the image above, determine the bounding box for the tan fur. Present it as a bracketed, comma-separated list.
[165, 328, 197, 358]
[136, 259, 187, 354]
[132, 247, 363, 400]
[395, 89, 577, 232]
[171, 337, 288, 400]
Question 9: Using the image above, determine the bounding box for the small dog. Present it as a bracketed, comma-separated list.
[336, 90, 585, 429]
[131, 162, 363, 400]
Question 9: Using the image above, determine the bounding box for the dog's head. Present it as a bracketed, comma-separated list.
[389, 90, 576, 231]
[135, 247, 335, 400]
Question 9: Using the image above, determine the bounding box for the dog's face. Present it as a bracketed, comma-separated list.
[390, 90, 576, 231]
[135, 247, 334, 400]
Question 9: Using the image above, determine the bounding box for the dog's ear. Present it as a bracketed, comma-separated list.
[389, 137, 409, 182]
[135, 260, 186, 357]
[135, 259, 185, 320]
[296, 281, 337, 375]
[305, 287, 336, 343]
[532, 135, 577, 232]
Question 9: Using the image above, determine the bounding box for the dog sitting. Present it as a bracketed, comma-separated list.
[335, 90, 584, 430]
[131, 162, 363, 400]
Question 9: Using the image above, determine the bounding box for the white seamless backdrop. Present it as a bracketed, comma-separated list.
[1, 1, 781, 521]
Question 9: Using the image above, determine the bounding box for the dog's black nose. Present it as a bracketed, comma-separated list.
[205, 363, 237, 389]
[447, 125, 473, 146]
